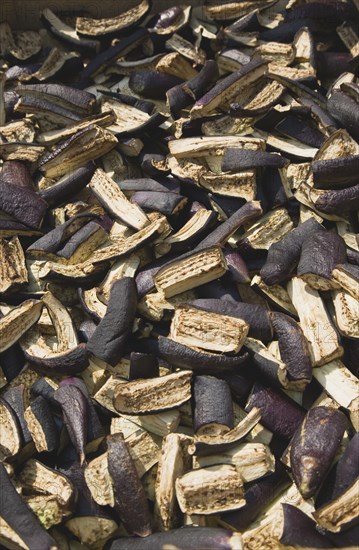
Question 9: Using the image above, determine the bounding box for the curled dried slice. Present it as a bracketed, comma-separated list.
[76, 0, 149, 36]
[313, 478, 359, 534]
[0, 399, 21, 460]
[113, 370, 192, 414]
[0, 236, 28, 293]
[24, 396, 58, 453]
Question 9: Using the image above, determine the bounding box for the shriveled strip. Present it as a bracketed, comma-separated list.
[237, 207, 294, 251]
[84, 453, 115, 507]
[313, 478, 359, 533]
[42, 291, 78, 351]
[332, 264, 359, 300]
[176, 465, 245, 514]
[18, 459, 74, 507]
[0, 399, 21, 460]
[332, 289, 359, 338]
[113, 371, 192, 414]
[168, 135, 264, 158]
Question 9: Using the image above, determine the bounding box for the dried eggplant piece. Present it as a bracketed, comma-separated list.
[250, 275, 297, 316]
[190, 58, 268, 119]
[56, 221, 108, 265]
[158, 208, 217, 255]
[332, 289, 359, 339]
[0, 236, 28, 293]
[113, 370, 192, 414]
[297, 229, 346, 290]
[168, 135, 264, 159]
[311, 183, 359, 215]
[193, 375, 234, 436]
[0, 179, 48, 230]
[16, 83, 95, 115]
[76, 0, 149, 37]
[270, 312, 312, 388]
[129, 70, 184, 100]
[107, 432, 152, 537]
[0, 299, 43, 353]
[190, 407, 261, 456]
[155, 433, 192, 531]
[327, 91, 359, 142]
[0, 463, 57, 550]
[26, 214, 97, 260]
[54, 385, 88, 465]
[220, 462, 290, 531]
[193, 442, 275, 483]
[14, 96, 83, 126]
[2, 384, 32, 450]
[176, 465, 245, 515]
[77, 28, 148, 87]
[156, 336, 249, 374]
[106, 527, 242, 549]
[154, 246, 227, 298]
[87, 277, 137, 366]
[0, 142, 45, 162]
[129, 352, 159, 380]
[40, 9, 100, 53]
[260, 218, 321, 285]
[170, 305, 249, 353]
[0, 398, 22, 460]
[332, 263, 359, 301]
[89, 167, 149, 230]
[24, 396, 58, 453]
[288, 277, 343, 366]
[0, 22, 42, 61]
[312, 155, 359, 189]
[290, 406, 347, 499]
[245, 383, 306, 440]
[222, 149, 288, 172]
[332, 433, 359, 500]
[313, 478, 359, 534]
[38, 126, 117, 179]
[38, 111, 115, 146]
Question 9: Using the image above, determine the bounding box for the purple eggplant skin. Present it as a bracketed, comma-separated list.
[0, 181, 48, 230]
[119, 177, 180, 194]
[193, 375, 234, 434]
[0, 463, 57, 550]
[105, 527, 240, 550]
[27, 213, 96, 255]
[151, 5, 184, 31]
[87, 277, 137, 366]
[221, 461, 290, 530]
[131, 190, 187, 216]
[54, 385, 88, 465]
[197, 279, 241, 303]
[327, 91, 359, 142]
[167, 60, 219, 119]
[270, 312, 312, 385]
[312, 155, 359, 190]
[195, 200, 262, 250]
[78, 318, 97, 343]
[129, 352, 159, 380]
[218, 371, 253, 404]
[101, 91, 155, 115]
[129, 70, 184, 100]
[274, 114, 326, 149]
[135, 253, 178, 299]
[107, 433, 152, 537]
[297, 229, 346, 282]
[39, 162, 96, 207]
[332, 433, 359, 499]
[0, 341, 25, 381]
[245, 383, 306, 440]
[189, 299, 273, 343]
[223, 249, 250, 283]
[30, 377, 59, 407]
[77, 28, 148, 88]
[56, 221, 105, 259]
[29, 396, 58, 452]
[23, 343, 89, 375]
[222, 149, 289, 172]
[325, 524, 359, 548]
[40, 11, 100, 54]
[260, 217, 323, 285]
[290, 406, 347, 499]
[280, 504, 333, 548]
[0, 161, 34, 189]
[60, 377, 104, 447]
[157, 336, 249, 374]
[314, 183, 359, 214]
[16, 83, 96, 113]
[2, 385, 32, 446]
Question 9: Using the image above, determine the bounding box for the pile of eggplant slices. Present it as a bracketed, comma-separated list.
[0, 1, 359, 549]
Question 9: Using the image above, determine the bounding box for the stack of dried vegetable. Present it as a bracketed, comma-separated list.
[0, 0, 358, 548]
